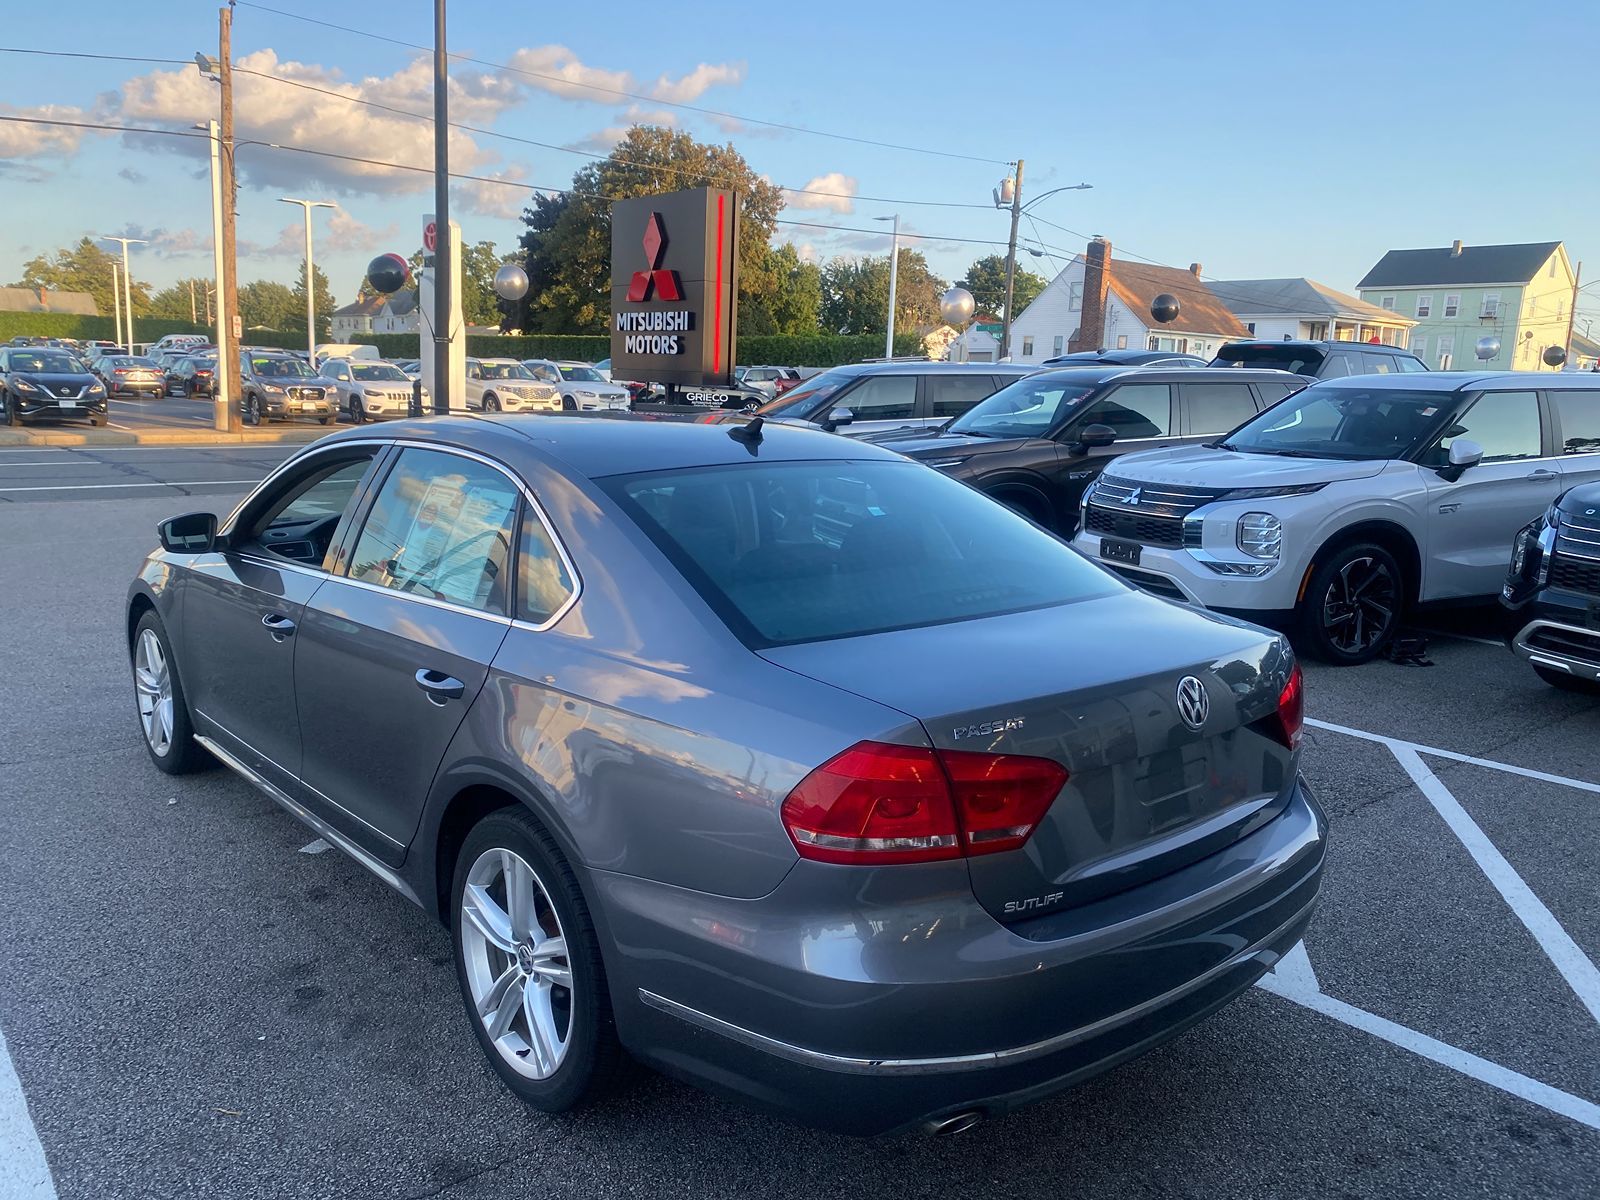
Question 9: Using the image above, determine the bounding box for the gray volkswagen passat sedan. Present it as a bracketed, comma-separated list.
[126, 416, 1325, 1135]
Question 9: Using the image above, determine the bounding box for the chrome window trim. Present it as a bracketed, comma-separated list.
[639, 892, 1319, 1076]
[217, 435, 582, 632]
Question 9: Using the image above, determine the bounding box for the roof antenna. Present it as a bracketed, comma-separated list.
[727, 415, 764, 452]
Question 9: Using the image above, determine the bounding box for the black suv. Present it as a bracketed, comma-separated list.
[866, 366, 1306, 534]
[1042, 348, 1207, 368]
[724, 361, 1037, 436]
[1212, 339, 1426, 378]
[1503, 481, 1600, 693]
[0, 346, 108, 426]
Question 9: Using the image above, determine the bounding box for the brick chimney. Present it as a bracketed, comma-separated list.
[1068, 236, 1111, 353]
[1450, 240, 1464, 257]
[36, 286, 48, 310]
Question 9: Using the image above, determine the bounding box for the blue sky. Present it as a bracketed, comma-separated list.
[2, 0, 1595, 332]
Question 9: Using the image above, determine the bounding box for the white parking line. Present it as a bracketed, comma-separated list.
[1390, 745, 1600, 1025]
[0, 463, 96, 469]
[1307, 717, 1600, 794]
[0, 479, 264, 494]
[0, 1023, 57, 1198]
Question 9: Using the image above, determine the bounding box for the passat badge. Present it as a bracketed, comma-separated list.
[1175, 676, 1209, 730]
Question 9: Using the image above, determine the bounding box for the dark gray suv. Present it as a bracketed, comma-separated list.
[1213, 339, 1427, 378]
[127, 417, 1325, 1135]
[725, 361, 1038, 436]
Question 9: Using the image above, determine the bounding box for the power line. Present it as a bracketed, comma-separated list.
[233, 0, 1009, 166]
[0, 47, 186, 66]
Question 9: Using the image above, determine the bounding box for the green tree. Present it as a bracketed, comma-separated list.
[236, 280, 297, 331]
[288, 260, 337, 339]
[512, 125, 785, 333]
[740, 243, 823, 336]
[956, 254, 1048, 319]
[821, 249, 947, 335]
[145, 278, 215, 323]
[13, 237, 152, 318]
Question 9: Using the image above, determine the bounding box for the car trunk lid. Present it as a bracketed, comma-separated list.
[759, 591, 1299, 924]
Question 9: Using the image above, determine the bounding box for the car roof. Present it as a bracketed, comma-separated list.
[316, 413, 909, 479]
[1025, 365, 1305, 384]
[1299, 369, 1592, 391]
[1223, 339, 1420, 356]
[827, 360, 1036, 377]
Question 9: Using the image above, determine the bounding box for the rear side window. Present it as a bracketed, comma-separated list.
[926, 374, 999, 417]
[347, 448, 519, 613]
[1075, 383, 1172, 438]
[516, 505, 575, 624]
[604, 460, 1116, 647]
[1184, 382, 1259, 435]
[1554, 390, 1600, 455]
[1253, 382, 1297, 405]
[1394, 355, 1428, 373]
[839, 375, 916, 420]
[1427, 391, 1543, 464]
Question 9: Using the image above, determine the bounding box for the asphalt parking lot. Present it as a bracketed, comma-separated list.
[1, 457, 1597, 1200]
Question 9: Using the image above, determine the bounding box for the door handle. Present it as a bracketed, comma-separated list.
[415, 669, 465, 704]
[1526, 469, 1559, 480]
[261, 612, 296, 638]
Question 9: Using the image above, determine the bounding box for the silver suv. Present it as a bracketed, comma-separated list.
[1071, 372, 1600, 663]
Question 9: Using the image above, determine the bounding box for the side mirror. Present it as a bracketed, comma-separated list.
[1436, 438, 1483, 482]
[158, 511, 219, 554]
[1073, 423, 1117, 452]
[824, 406, 855, 430]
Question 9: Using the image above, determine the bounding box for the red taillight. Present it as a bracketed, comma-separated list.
[1274, 664, 1304, 749]
[780, 741, 1068, 866]
[113, 368, 128, 374]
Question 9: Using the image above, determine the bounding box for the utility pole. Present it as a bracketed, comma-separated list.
[189, 279, 197, 325]
[278, 198, 337, 363]
[432, 0, 452, 415]
[110, 262, 123, 350]
[1566, 262, 1582, 367]
[199, 118, 231, 429]
[218, 5, 241, 431]
[999, 158, 1024, 361]
[101, 236, 146, 351]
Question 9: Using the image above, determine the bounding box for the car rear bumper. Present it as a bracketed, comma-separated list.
[110, 381, 165, 395]
[599, 778, 1326, 1135]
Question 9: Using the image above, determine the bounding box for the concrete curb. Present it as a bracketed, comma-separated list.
[0, 427, 329, 448]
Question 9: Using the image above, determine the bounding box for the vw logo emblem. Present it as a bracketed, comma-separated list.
[1120, 487, 1142, 506]
[1175, 676, 1209, 730]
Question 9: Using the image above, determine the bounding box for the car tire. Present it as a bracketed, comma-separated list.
[562, 395, 577, 411]
[1297, 542, 1404, 665]
[991, 488, 1052, 530]
[350, 396, 366, 425]
[89, 412, 107, 427]
[484, 394, 501, 413]
[318, 416, 332, 426]
[4, 393, 19, 427]
[1533, 665, 1600, 695]
[245, 394, 262, 426]
[131, 611, 209, 775]
[451, 807, 623, 1114]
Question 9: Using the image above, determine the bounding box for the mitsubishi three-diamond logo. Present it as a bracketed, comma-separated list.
[626, 212, 683, 303]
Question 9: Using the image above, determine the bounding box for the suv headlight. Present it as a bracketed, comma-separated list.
[1237, 512, 1282, 559]
[87, 382, 106, 395]
[576, 389, 597, 398]
[14, 378, 39, 392]
[263, 383, 286, 394]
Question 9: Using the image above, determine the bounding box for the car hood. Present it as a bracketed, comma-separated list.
[865, 431, 1029, 458]
[1106, 443, 1393, 486]
[1557, 481, 1600, 513]
[14, 372, 96, 387]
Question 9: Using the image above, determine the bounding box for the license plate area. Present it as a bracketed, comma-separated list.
[1100, 537, 1140, 566]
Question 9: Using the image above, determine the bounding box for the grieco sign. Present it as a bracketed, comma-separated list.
[609, 187, 739, 389]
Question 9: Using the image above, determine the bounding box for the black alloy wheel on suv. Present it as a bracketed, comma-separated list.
[1300, 542, 1404, 664]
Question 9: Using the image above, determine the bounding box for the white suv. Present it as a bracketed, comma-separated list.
[1071, 372, 1600, 663]
[464, 358, 560, 413]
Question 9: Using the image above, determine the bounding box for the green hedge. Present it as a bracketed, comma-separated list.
[0, 311, 319, 351]
[351, 331, 927, 367]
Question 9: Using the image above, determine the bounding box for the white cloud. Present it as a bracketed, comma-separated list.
[647, 62, 745, 104]
[458, 167, 533, 222]
[783, 172, 857, 215]
[502, 47, 742, 106]
[0, 103, 88, 158]
[562, 126, 632, 155]
[107, 223, 211, 258]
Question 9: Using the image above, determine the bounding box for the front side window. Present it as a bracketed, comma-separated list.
[1555, 391, 1600, 455]
[603, 460, 1116, 647]
[754, 369, 849, 417]
[1221, 386, 1456, 461]
[926, 374, 999, 417]
[243, 455, 377, 567]
[1426, 391, 1542, 464]
[1185, 382, 1259, 435]
[1074, 383, 1172, 439]
[528, 363, 561, 382]
[947, 375, 1098, 439]
[837, 375, 916, 420]
[348, 448, 519, 613]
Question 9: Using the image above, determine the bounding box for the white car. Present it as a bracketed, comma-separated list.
[464, 358, 561, 413]
[522, 359, 631, 411]
[1070, 371, 1600, 665]
[320, 358, 426, 423]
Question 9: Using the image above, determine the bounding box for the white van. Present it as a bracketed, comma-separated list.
[313, 343, 381, 366]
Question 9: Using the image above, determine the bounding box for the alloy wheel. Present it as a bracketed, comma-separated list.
[459, 847, 574, 1080]
[1320, 555, 1397, 656]
[133, 628, 174, 756]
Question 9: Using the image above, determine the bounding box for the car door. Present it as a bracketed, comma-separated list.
[922, 373, 1002, 430]
[1422, 389, 1561, 599]
[178, 446, 386, 794]
[1551, 387, 1600, 489]
[464, 360, 485, 409]
[292, 445, 520, 855]
[324, 360, 353, 412]
[828, 373, 919, 435]
[1052, 382, 1177, 515]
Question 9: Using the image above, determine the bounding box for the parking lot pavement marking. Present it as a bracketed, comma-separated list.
[1256, 972, 1600, 1132]
[1388, 745, 1600, 1026]
[299, 838, 332, 855]
[0, 1024, 57, 1199]
[0, 479, 265, 494]
[1307, 717, 1600, 794]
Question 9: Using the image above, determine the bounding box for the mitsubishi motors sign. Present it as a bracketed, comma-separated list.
[609, 187, 739, 389]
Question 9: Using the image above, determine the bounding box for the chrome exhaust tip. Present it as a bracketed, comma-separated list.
[922, 1109, 985, 1137]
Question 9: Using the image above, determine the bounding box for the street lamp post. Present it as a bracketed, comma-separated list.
[993, 172, 1092, 359]
[279, 198, 337, 363]
[431, 0, 452, 416]
[109, 261, 123, 350]
[874, 214, 900, 359]
[101, 236, 146, 351]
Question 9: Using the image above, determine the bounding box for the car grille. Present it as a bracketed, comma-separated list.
[1549, 556, 1600, 598]
[51, 383, 83, 398]
[1083, 506, 1186, 547]
[288, 387, 324, 401]
[1084, 475, 1226, 548]
[1524, 623, 1600, 667]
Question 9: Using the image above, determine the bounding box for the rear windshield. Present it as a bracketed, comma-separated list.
[603, 459, 1117, 647]
[1220, 385, 1453, 460]
[1215, 345, 1325, 375]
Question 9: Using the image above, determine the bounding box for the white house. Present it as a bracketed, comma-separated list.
[1207, 277, 1416, 346]
[1008, 238, 1249, 364]
[329, 291, 420, 339]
